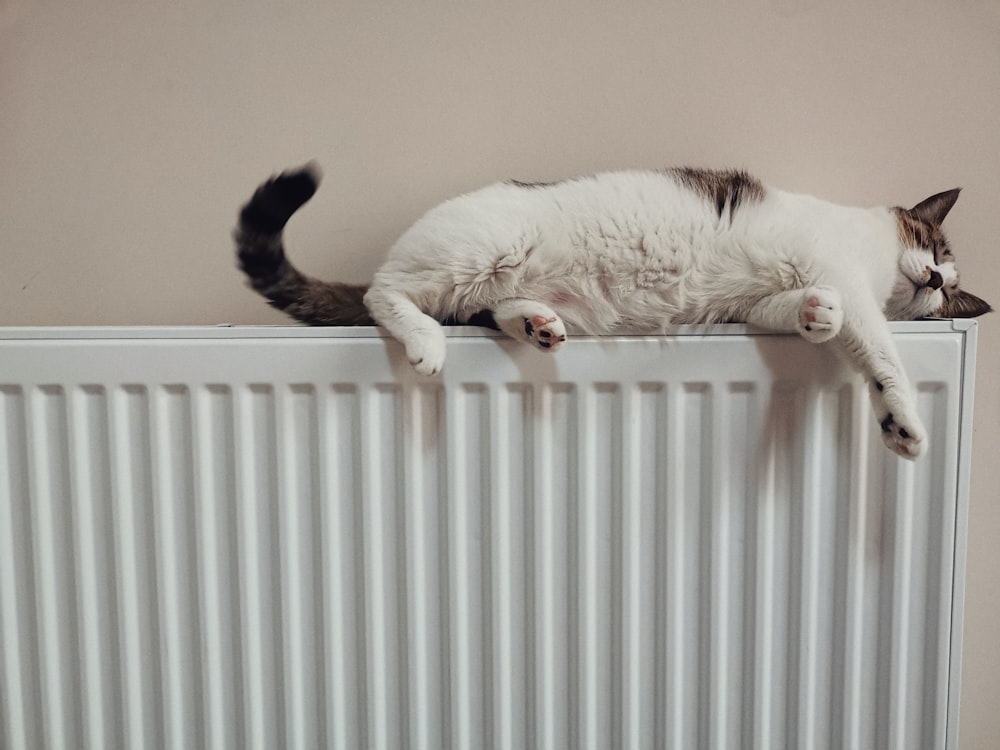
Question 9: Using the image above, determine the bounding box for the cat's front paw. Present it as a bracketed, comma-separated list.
[402, 328, 446, 375]
[870, 381, 926, 459]
[523, 315, 567, 352]
[878, 410, 927, 459]
[798, 286, 843, 343]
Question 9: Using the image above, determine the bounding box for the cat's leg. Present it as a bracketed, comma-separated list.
[836, 308, 926, 459]
[490, 298, 568, 352]
[363, 285, 447, 375]
[745, 286, 844, 343]
[748, 285, 924, 458]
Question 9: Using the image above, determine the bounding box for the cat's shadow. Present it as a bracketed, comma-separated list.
[383, 327, 867, 474]
[381, 328, 888, 562]
[751, 331, 863, 461]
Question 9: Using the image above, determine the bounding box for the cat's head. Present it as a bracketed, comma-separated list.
[885, 189, 992, 320]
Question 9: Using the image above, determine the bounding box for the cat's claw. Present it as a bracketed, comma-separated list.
[798, 286, 843, 343]
[403, 329, 447, 375]
[523, 315, 567, 352]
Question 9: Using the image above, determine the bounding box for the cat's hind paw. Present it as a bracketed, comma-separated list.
[402, 328, 447, 375]
[492, 299, 567, 353]
[798, 286, 843, 344]
[523, 315, 567, 352]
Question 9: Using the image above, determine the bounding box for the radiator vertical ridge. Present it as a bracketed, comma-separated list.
[538, 384, 571, 750]
[29, 386, 80, 749]
[447, 383, 494, 750]
[489, 384, 515, 750]
[152, 385, 205, 750]
[577, 383, 619, 749]
[320, 384, 366, 750]
[109, 386, 160, 750]
[706, 382, 725, 750]
[619, 384, 649, 750]
[0, 388, 32, 750]
[886, 459, 917, 750]
[192, 385, 241, 750]
[362, 385, 407, 749]
[234, 385, 277, 750]
[839, 381, 870, 749]
[925, 384, 956, 748]
[658, 382, 678, 750]
[402, 384, 440, 749]
[708, 383, 753, 750]
[751, 385, 781, 750]
[694, 384, 714, 750]
[499, 384, 533, 749]
[276, 384, 322, 750]
[707, 382, 734, 750]
[68, 386, 118, 750]
[792, 385, 820, 749]
[276, 385, 303, 750]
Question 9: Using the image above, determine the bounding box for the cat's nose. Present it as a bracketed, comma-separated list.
[925, 268, 944, 290]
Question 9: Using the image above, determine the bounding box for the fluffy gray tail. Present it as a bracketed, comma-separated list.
[234, 164, 374, 325]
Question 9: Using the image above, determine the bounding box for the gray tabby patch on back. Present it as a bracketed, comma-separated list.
[506, 179, 564, 189]
[667, 167, 766, 218]
[507, 169, 765, 219]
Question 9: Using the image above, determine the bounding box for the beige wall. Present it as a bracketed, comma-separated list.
[2, 0, 997, 743]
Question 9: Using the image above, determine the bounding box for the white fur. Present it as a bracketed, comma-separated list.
[363, 170, 956, 459]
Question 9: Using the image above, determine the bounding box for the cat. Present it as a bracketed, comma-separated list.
[234, 163, 991, 460]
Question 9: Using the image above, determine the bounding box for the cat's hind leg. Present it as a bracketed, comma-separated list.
[746, 285, 843, 343]
[363, 286, 447, 375]
[491, 298, 568, 352]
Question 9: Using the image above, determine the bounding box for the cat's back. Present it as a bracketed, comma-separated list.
[411, 168, 719, 224]
[497, 169, 718, 226]
[389, 169, 720, 255]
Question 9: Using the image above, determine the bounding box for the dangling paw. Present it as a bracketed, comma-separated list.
[878, 410, 927, 459]
[798, 286, 843, 344]
[870, 380, 927, 459]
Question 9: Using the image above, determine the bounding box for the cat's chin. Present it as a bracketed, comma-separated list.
[886, 283, 942, 320]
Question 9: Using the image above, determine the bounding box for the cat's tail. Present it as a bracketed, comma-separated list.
[234, 163, 374, 325]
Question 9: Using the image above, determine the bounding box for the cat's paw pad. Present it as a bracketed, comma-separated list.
[403, 329, 446, 375]
[523, 315, 567, 352]
[798, 286, 843, 343]
[878, 410, 927, 460]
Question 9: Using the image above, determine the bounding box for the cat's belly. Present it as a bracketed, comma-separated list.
[498, 230, 713, 333]
[513, 261, 691, 334]
[433, 199, 734, 330]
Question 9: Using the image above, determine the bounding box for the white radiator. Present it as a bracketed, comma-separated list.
[0, 322, 977, 750]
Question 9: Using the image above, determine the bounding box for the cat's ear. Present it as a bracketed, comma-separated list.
[909, 188, 961, 227]
[936, 289, 993, 318]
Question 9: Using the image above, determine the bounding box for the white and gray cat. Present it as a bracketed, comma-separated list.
[235, 164, 990, 459]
